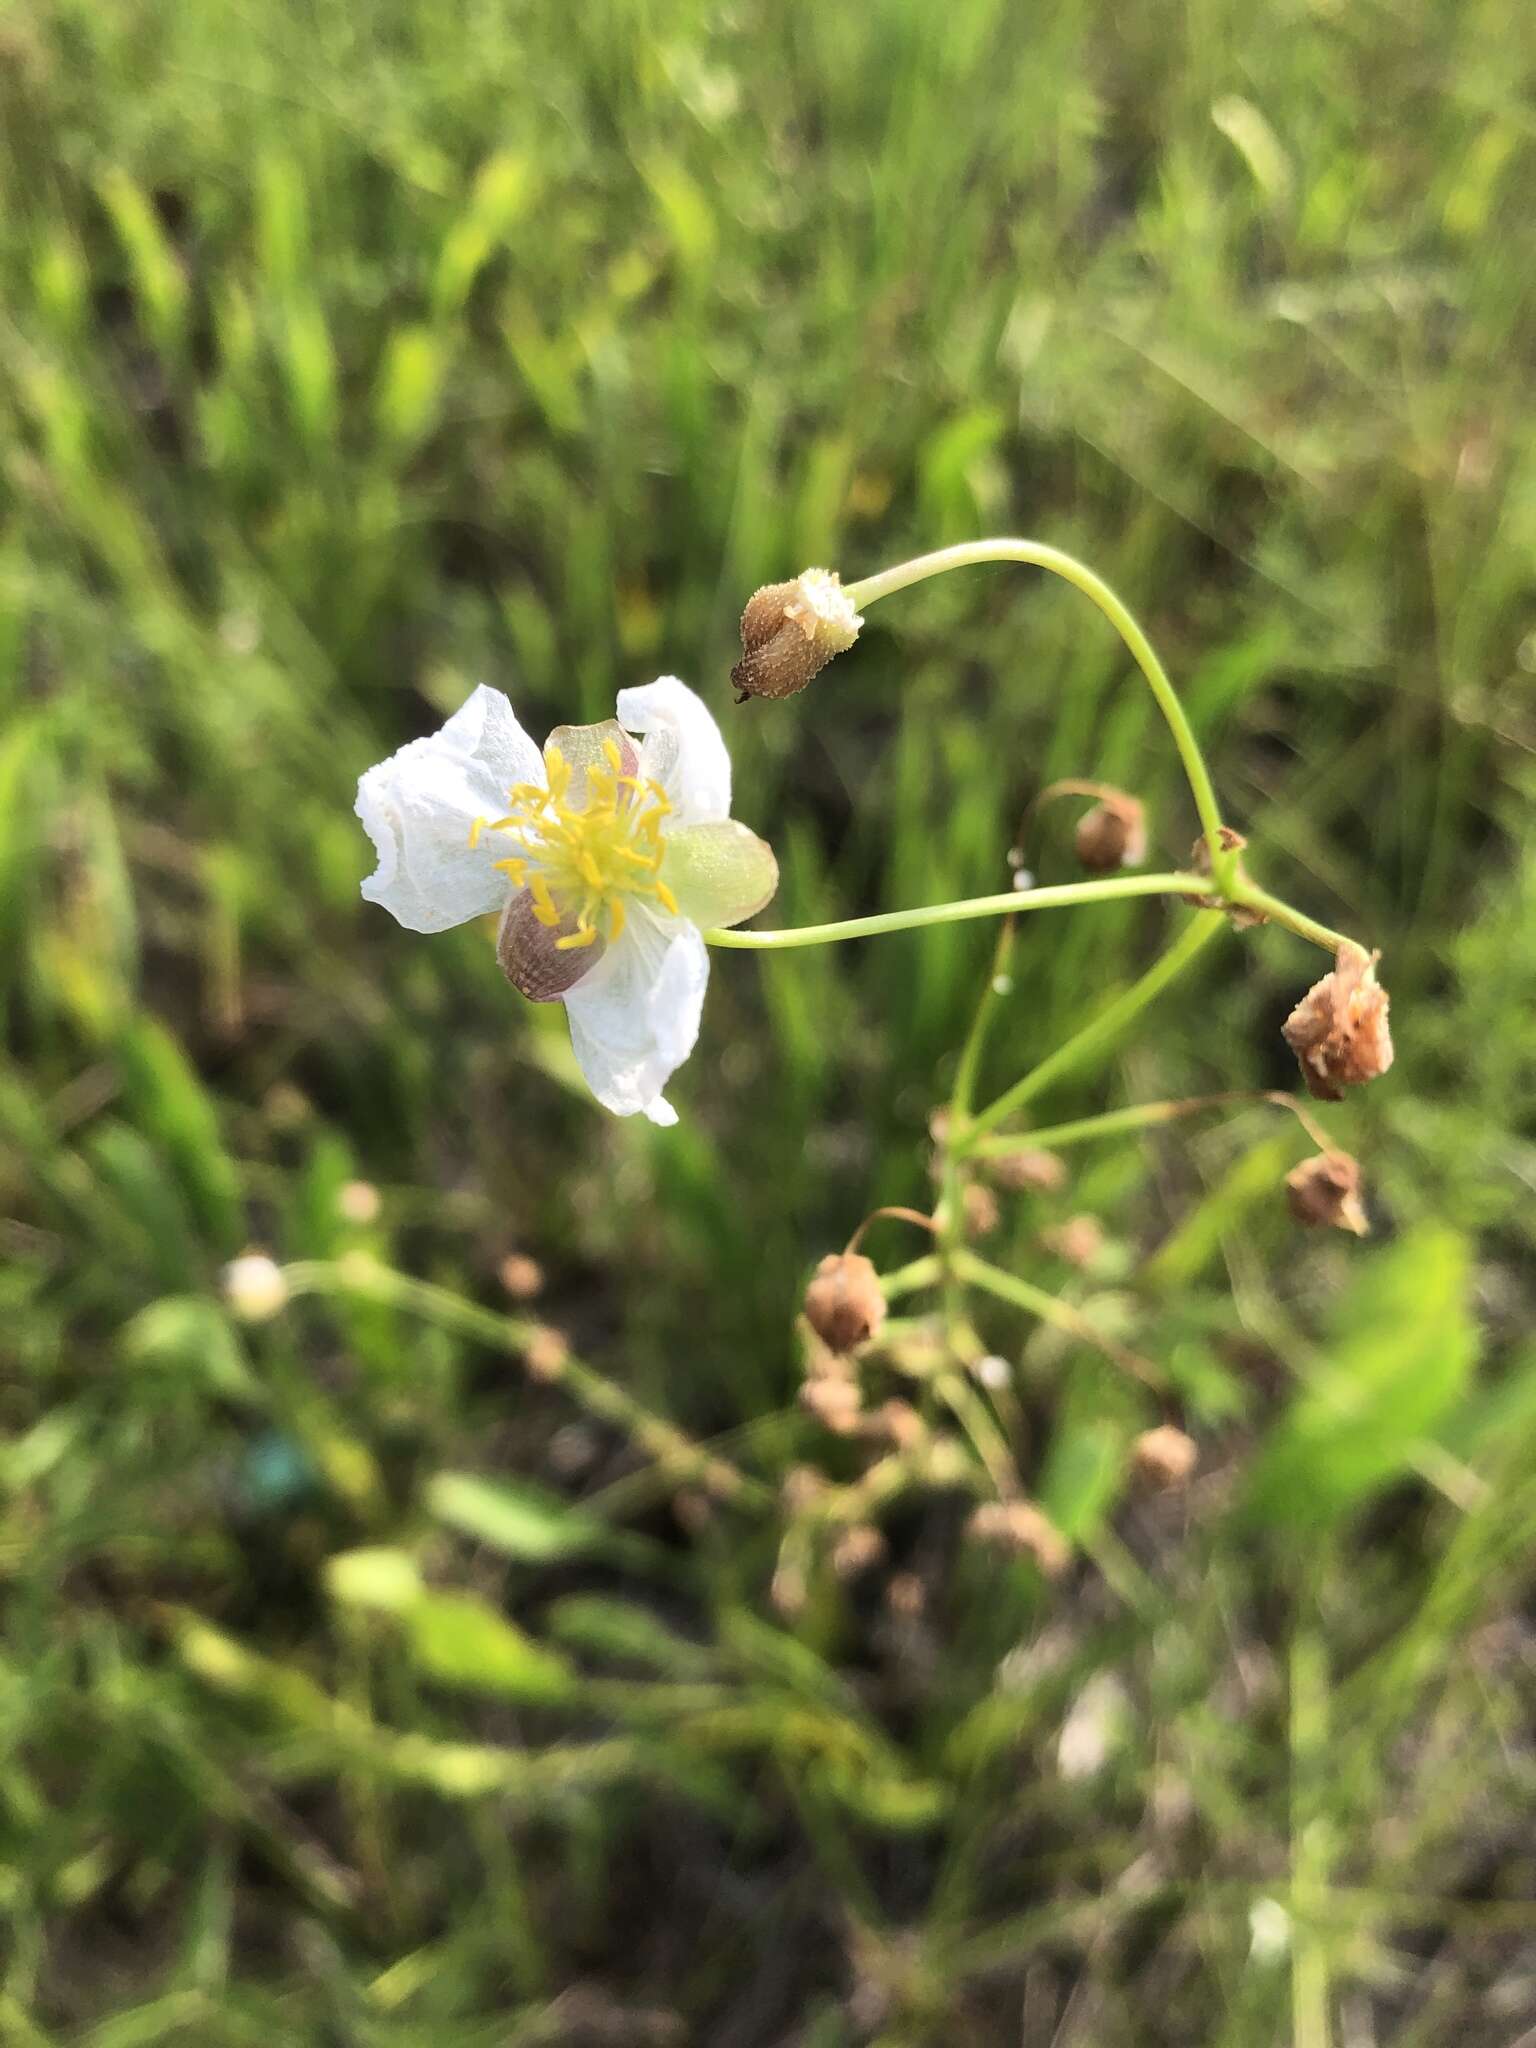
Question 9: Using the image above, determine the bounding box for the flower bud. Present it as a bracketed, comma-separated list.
[966, 1500, 1070, 1577]
[524, 1326, 570, 1382]
[863, 1398, 926, 1452]
[1074, 790, 1146, 872]
[961, 1182, 1000, 1239]
[799, 1374, 863, 1434]
[1041, 1215, 1104, 1269]
[222, 1252, 289, 1323]
[1284, 1150, 1369, 1234]
[1133, 1424, 1198, 1489]
[337, 1179, 381, 1225]
[803, 1251, 886, 1353]
[1282, 942, 1394, 1101]
[986, 1147, 1067, 1194]
[830, 1523, 887, 1580]
[731, 569, 863, 701]
[498, 1252, 545, 1300]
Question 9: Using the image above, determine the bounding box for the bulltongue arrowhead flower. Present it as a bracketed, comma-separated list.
[356, 679, 777, 1125]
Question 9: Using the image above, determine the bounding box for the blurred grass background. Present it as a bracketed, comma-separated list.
[3, 0, 1536, 2040]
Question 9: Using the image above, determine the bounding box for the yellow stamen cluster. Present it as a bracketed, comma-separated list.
[471, 739, 677, 951]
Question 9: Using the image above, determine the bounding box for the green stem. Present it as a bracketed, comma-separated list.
[280, 1259, 768, 1507]
[704, 871, 1208, 951]
[967, 1088, 1340, 1159]
[952, 1249, 1164, 1390]
[1226, 879, 1349, 954]
[845, 538, 1230, 882]
[959, 912, 1226, 1144]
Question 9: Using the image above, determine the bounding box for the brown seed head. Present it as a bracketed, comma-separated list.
[966, 1500, 1071, 1577]
[803, 1251, 887, 1353]
[1285, 1150, 1369, 1235]
[1074, 790, 1147, 872]
[731, 569, 863, 701]
[987, 1147, 1067, 1194]
[1133, 1424, 1198, 1489]
[1282, 942, 1394, 1101]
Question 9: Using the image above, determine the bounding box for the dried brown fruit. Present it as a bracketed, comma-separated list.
[803, 1251, 887, 1353]
[731, 570, 862, 701]
[1282, 942, 1394, 1101]
[961, 1182, 1001, 1238]
[986, 1147, 1067, 1193]
[966, 1500, 1071, 1577]
[1133, 1424, 1198, 1488]
[1285, 1150, 1369, 1234]
[1074, 790, 1147, 872]
[1041, 1214, 1104, 1269]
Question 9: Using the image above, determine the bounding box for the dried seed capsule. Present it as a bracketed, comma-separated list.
[1133, 1424, 1198, 1488]
[966, 1500, 1071, 1577]
[803, 1251, 887, 1353]
[1074, 790, 1147, 872]
[731, 569, 863, 701]
[1282, 943, 1394, 1101]
[987, 1147, 1067, 1193]
[1040, 1215, 1104, 1269]
[1284, 1150, 1369, 1234]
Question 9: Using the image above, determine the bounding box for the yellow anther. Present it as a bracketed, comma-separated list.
[480, 730, 684, 952]
[530, 874, 561, 927]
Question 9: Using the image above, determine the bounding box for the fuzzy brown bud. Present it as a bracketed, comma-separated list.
[1133, 1424, 1198, 1489]
[524, 1325, 570, 1382]
[799, 1375, 863, 1434]
[1074, 790, 1147, 872]
[961, 1182, 1001, 1239]
[1285, 1150, 1369, 1234]
[830, 1523, 888, 1580]
[1041, 1214, 1104, 1269]
[966, 1500, 1071, 1577]
[803, 1251, 887, 1353]
[1282, 942, 1394, 1101]
[731, 569, 862, 701]
[862, 1398, 926, 1453]
[498, 1252, 544, 1300]
[986, 1147, 1067, 1194]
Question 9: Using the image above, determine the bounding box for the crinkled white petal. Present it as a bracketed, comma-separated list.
[561, 908, 708, 1125]
[356, 685, 545, 933]
[615, 676, 731, 826]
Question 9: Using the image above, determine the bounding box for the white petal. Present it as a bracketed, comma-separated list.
[562, 910, 708, 1124]
[356, 685, 544, 933]
[615, 676, 732, 825]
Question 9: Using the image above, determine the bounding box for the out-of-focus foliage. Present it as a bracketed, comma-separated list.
[2, 0, 1535, 2039]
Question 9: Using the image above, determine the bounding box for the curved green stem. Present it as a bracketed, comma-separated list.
[1225, 880, 1349, 954]
[845, 539, 1231, 884]
[958, 912, 1226, 1144]
[704, 871, 1208, 950]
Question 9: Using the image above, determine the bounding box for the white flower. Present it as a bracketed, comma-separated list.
[355, 679, 777, 1126]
